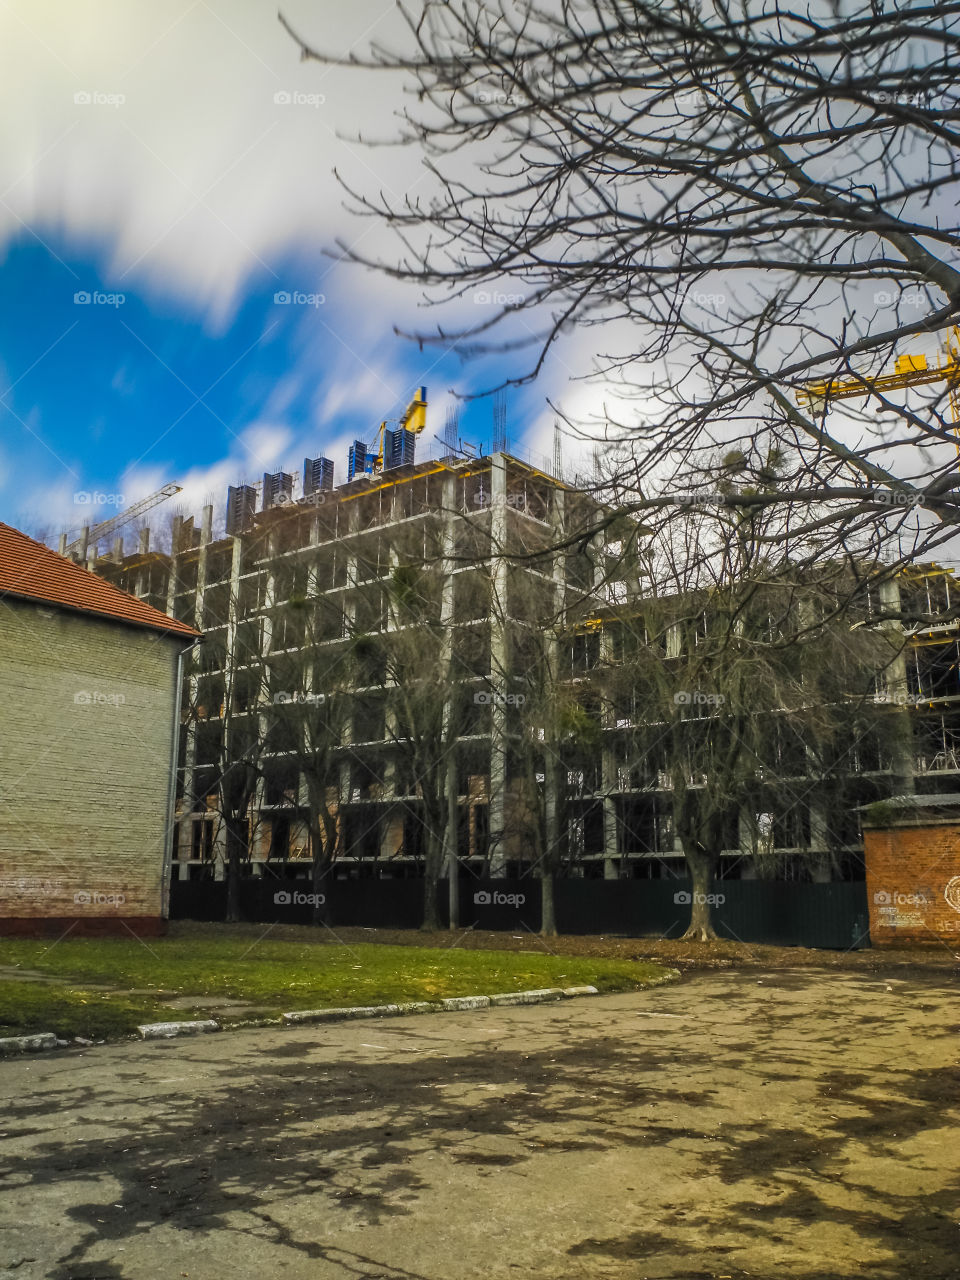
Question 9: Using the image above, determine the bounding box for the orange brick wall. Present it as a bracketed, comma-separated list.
[864, 821, 960, 946]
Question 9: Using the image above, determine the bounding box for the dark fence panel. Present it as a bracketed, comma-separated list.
[170, 880, 226, 922]
[326, 880, 428, 930]
[712, 881, 869, 950]
[458, 880, 541, 933]
[555, 880, 688, 938]
[169, 876, 869, 949]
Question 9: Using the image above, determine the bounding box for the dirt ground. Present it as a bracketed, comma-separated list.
[167, 917, 960, 973]
[1, 963, 959, 1280]
[324, 924, 960, 974]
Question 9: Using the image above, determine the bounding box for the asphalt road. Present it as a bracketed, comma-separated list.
[1, 968, 959, 1280]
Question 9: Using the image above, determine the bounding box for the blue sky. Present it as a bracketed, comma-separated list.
[2, 232, 522, 536]
[0, 0, 575, 542]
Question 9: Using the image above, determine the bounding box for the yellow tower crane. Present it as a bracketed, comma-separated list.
[797, 326, 960, 441]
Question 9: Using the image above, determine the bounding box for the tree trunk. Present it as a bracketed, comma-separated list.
[447, 756, 459, 930]
[225, 816, 244, 923]
[541, 870, 557, 937]
[681, 845, 718, 941]
[310, 817, 326, 925]
[421, 803, 446, 931]
[422, 861, 440, 931]
[447, 845, 459, 931]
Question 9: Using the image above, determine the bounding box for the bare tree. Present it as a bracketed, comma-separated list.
[596, 495, 900, 938]
[511, 625, 602, 935]
[267, 593, 356, 922]
[383, 553, 462, 931]
[284, 0, 960, 577]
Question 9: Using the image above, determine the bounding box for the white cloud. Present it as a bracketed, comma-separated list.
[0, 0, 417, 329]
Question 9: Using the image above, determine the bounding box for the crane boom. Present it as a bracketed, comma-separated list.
[65, 482, 183, 556]
[798, 326, 960, 419]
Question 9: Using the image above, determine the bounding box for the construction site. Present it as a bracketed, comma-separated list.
[57, 381, 960, 890]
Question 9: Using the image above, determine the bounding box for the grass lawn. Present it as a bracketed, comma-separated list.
[0, 924, 672, 1041]
[0, 981, 210, 1041]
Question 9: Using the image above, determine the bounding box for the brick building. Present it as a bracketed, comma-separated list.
[863, 793, 960, 946]
[0, 524, 199, 935]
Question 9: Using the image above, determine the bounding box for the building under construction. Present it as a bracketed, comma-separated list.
[76, 414, 960, 886]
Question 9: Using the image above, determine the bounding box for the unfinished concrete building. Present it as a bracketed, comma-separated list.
[86, 451, 617, 880]
[80, 445, 960, 886]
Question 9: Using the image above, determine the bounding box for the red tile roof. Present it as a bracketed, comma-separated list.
[0, 523, 200, 640]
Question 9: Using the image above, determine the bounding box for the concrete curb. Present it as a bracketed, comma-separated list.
[137, 1019, 220, 1040]
[489, 987, 565, 1006]
[0, 1032, 58, 1056]
[283, 984, 602, 1024]
[639, 969, 682, 991]
[0, 973, 681, 1055]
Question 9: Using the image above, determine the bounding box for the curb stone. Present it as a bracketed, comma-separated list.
[642, 969, 682, 990]
[440, 995, 490, 1011]
[283, 1005, 400, 1025]
[489, 988, 565, 1006]
[0, 1032, 58, 1056]
[283, 1000, 439, 1026]
[0, 972, 681, 1055]
[137, 1019, 220, 1040]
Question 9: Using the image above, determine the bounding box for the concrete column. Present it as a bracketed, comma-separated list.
[737, 806, 758, 879]
[666, 622, 681, 660]
[596, 586, 621, 879]
[194, 504, 213, 629]
[177, 647, 200, 873]
[165, 516, 181, 618]
[135, 528, 151, 598]
[542, 485, 566, 884]
[215, 532, 245, 881]
[251, 531, 277, 861]
[880, 575, 915, 794]
[487, 455, 509, 876]
[438, 471, 461, 920]
[339, 501, 359, 850]
[175, 506, 213, 871]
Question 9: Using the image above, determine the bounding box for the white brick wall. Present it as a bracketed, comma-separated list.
[0, 601, 182, 922]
